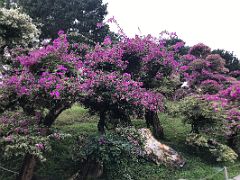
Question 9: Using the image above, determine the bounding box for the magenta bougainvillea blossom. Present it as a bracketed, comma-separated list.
[1, 30, 181, 130]
[203, 81, 240, 149]
[180, 43, 234, 94]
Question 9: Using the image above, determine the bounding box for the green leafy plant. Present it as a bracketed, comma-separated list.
[186, 133, 238, 162]
[176, 96, 223, 133]
[73, 127, 145, 180]
[0, 111, 71, 162]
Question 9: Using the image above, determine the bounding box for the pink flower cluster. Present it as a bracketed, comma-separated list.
[204, 81, 240, 132]
[180, 43, 231, 93]
[0, 112, 47, 140]
[0, 30, 186, 142]
[82, 71, 163, 111]
[189, 43, 211, 58]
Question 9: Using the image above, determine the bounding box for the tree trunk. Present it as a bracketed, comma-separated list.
[118, 109, 132, 127]
[145, 110, 164, 139]
[43, 104, 67, 127]
[16, 153, 37, 180]
[98, 111, 106, 134]
[227, 133, 237, 150]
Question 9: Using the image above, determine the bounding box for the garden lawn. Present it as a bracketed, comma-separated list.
[1, 105, 240, 180]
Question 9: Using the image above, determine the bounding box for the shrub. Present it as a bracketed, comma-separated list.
[186, 133, 238, 162]
[200, 80, 222, 94]
[205, 82, 240, 153]
[0, 111, 70, 162]
[176, 96, 223, 133]
[73, 127, 145, 180]
[212, 49, 240, 73]
[180, 43, 230, 95]
[188, 43, 211, 58]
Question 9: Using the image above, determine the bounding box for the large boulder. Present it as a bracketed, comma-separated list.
[138, 128, 185, 168]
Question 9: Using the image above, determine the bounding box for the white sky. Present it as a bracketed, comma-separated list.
[103, 0, 240, 58]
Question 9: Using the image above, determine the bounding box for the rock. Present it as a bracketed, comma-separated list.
[138, 128, 185, 168]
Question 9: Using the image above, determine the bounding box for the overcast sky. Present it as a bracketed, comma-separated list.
[103, 0, 240, 58]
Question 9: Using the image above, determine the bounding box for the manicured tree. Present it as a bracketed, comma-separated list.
[80, 32, 183, 139]
[165, 37, 189, 56]
[0, 31, 167, 178]
[180, 43, 233, 95]
[80, 71, 164, 134]
[212, 49, 240, 73]
[77, 37, 165, 135]
[205, 81, 240, 151]
[120, 33, 183, 138]
[1, 31, 82, 124]
[188, 43, 211, 59]
[212, 49, 240, 80]
[0, 31, 83, 179]
[178, 43, 240, 154]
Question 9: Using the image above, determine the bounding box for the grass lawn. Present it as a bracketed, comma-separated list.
[1, 105, 240, 180]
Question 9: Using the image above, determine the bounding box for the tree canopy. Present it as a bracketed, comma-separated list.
[18, 0, 111, 43]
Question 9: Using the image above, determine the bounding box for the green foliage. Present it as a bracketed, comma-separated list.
[0, 111, 71, 162]
[18, 0, 111, 43]
[156, 76, 181, 99]
[173, 96, 223, 133]
[73, 127, 145, 179]
[166, 97, 239, 163]
[0, 134, 52, 161]
[212, 49, 240, 72]
[1, 107, 240, 179]
[0, 0, 4, 7]
[0, 7, 39, 49]
[186, 133, 238, 162]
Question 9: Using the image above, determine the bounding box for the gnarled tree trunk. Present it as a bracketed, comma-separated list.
[43, 104, 68, 127]
[118, 109, 132, 127]
[227, 133, 237, 150]
[16, 153, 37, 180]
[98, 111, 106, 134]
[145, 110, 164, 139]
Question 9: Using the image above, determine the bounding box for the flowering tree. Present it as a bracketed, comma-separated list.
[204, 81, 240, 152]
[178, 44, 240, 154]
[0, 30, 175, 178]
[165, 42, 240, 159]
[212, 49, 240, 74]
[0, 31, 83, 179]
[80, 71, 164, 133]
[0, 7, 39, 50]
[1, 31, 82, 124]
[78, 32, 183, 138]
[179, 43, 234, 95]
[119, 33, 183, 138]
